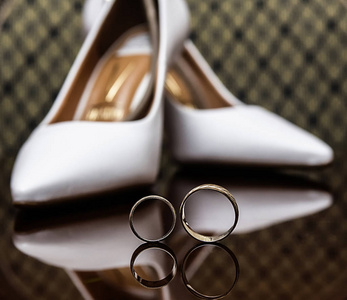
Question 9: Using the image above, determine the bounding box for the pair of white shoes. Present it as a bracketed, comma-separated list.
[11, 0, 333, 204]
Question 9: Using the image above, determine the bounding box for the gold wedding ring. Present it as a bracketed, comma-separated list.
[129, 195, 176, 242]
[179, 184, 239, 242]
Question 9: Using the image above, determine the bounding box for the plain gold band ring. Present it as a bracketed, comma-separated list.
[129, 195, 176, 242]
[179, 184, 239, 243]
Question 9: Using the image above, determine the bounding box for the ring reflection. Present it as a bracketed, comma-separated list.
[130, 242, 177, 289]
[182, 243, 239, 299]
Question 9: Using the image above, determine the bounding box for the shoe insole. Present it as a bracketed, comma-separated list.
[74, 29, 152, 122]
[166, 53, 230, 109]
[165, 70, 197, 109]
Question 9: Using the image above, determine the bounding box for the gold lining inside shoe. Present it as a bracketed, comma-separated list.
[81, 54, 151, 122]
[166, 49, 231, 109]
[50, 0, 157, 124]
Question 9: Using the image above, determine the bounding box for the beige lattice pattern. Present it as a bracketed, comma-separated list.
[187, 0, 347, 147]
[0, 0, 83, 159]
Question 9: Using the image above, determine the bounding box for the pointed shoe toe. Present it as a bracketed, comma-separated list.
[234, 106, 334, 167]
[166, 102, 333, 167]
[165, 41, 334, 167]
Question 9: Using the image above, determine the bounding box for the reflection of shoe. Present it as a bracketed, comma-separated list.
[168, 167, 332, 235]
[13, 189, 153, 270]
[13, 189, 174, 298]
[11, 0, 190, 204]
[165, 41, 334, 167]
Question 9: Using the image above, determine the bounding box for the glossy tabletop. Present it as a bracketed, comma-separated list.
[1, 150, 346, 299]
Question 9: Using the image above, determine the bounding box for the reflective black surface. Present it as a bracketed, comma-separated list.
[1, 152, 346, 299]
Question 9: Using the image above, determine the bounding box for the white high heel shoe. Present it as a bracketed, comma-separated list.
[82, 0, 333, 167]
[11, 0, 190, 204]
[164, 41, 333, 167]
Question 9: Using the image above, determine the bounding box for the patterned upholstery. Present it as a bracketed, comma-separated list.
[0, 0, 346, 299]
